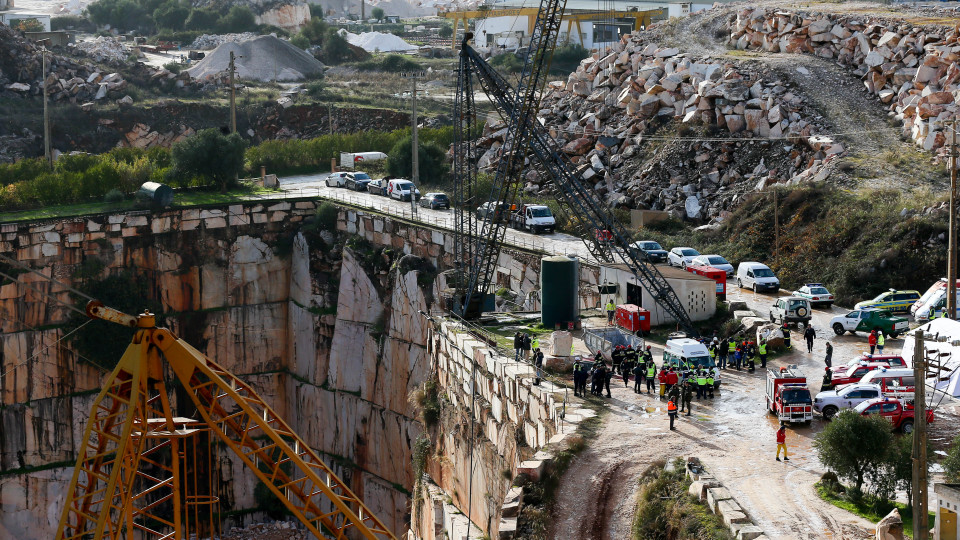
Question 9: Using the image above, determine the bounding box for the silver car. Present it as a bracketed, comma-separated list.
[689, 254, 734, 277]
[814, 383, 882, 420]
[668, 247, 700, 268]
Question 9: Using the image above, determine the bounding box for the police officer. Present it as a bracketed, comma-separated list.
[667, 383, 681, 408]
[633, 361, 644, 393]
[696, 369, 707, 399]
[727, 339, 736, 369]
[758, 339, 768, 369]
[572, 358, 584, 396]
[706, 369, 715, 398]
[877, 331, 886, 354]
[682, 379, 694, 416]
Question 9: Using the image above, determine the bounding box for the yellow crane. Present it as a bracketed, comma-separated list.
[55, 301, 396, 540]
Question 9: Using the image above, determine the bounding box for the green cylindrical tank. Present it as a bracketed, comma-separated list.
[137, 182, 174, 207]
[541, 255, 579, 328]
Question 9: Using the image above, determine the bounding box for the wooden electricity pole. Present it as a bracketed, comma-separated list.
[774, 189, 780, 262]
[912, 329, 929, 540]
[42, 48, 51, 169]
[948, 118, 957, 319]
[401, 71, 425, 215]
[229, 51, 237, 134]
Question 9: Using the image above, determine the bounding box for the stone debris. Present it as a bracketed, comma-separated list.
[475, 31, 838, 222]
[188, 32, 260, 50]
[69, 37, 129, 64]
[731, 6, 960, 161]
[187, 35, 324, 82]
[221, 521, 309, 540]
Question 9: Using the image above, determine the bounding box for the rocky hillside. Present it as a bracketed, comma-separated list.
[476, 2, 956, 224]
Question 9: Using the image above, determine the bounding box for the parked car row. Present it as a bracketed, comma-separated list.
[325, 172, 431, 203]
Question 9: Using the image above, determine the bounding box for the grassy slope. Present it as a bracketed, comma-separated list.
[816, 483, 933, 539]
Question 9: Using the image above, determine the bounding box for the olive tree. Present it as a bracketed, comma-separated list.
[813, 410, 894, 492]
[171, 128, 247, 192]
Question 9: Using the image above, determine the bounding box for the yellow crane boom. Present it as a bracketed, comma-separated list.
[56, 303, 397, 540]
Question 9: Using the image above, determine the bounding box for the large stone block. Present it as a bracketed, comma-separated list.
[706, 487, 734, 512]
[737, 525, 765, 540]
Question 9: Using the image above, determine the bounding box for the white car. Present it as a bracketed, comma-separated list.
[668, 247, 700, 268]
[325, 172, 350, 187]
[813, 383, 882, 420]
[689, 254, 734, 277]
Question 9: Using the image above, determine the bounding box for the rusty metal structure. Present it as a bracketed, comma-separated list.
[55, 301, 396, 540]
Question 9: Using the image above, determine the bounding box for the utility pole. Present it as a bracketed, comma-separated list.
[948, 118, 958, 319]
[401, 71, 425, 215]
[229, 51, 237, 134]
[42, 47, 51, 169]
[912, 329, 929, 540]
[773, 189, 780, 262]
[328, 104, 333, 135]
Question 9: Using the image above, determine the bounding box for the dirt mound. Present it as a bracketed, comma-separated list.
[187, 35, 324, 82]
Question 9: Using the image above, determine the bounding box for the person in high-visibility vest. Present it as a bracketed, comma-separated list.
[646, 362, 657, 394]
[706, 371, 715, 398]
[667, 399, 678, 430]
[605, 300, 616, 325]
[758, 340, 768, 369]
[532, 337, 540, 350]
[877, 332, 886, 354]
[696, 369, 707, 399]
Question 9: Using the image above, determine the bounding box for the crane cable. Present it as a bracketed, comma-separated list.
[0, 269, 88, 317]
[0, 253, 97, 304]
[0, 319, 94, 380]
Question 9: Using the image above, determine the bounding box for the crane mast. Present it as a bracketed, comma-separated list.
[455, 0, 567, 319]
[453, 19, 698, 335]
[56, 302, 397, 540]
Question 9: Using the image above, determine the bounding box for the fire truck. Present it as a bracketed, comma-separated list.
[766, 365, 813, 423]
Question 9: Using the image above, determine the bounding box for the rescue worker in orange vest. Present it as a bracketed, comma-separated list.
[668, 399, 678, 430]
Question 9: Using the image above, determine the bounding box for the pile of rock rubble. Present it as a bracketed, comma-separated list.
[731, 7, 960, 161]
[222, 521, 308, 540]
[69, 37, 129, 63]
[476, 33, 842, 221]
[189, 32, 260, 50]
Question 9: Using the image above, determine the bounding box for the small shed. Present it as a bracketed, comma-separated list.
[137, 182, 174, 207]
[934, 483, 960, 539]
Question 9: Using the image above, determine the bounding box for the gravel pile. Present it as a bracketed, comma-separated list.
[343, 30, 418, 53]
[70, 37, 128, 63]
[187, 35, 324, 82]
[188, 32, 260, 50]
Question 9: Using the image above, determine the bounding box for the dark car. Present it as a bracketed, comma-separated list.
[630, 240, 668, 263]
[367, 179, 387, 196]
[419, 192, 450, 210]
[344, 172, 372, 191]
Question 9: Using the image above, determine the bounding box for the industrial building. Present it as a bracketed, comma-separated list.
[442, 0, 726, 50]
[0, 0, 51, 31]
[598, 263, 717, 326]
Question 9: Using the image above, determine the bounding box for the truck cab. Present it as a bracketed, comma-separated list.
[766, 366, 813, 423]
[829, 308, 909, 338]
[510, 204, 556, 234]
[856, 397, 934, 434]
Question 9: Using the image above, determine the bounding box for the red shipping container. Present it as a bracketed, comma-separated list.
[686, 265, 727, 299]
[615, 304, 651, 333]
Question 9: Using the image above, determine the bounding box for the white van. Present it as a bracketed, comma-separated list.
[662, 338, 720, 386]
[387, 179, 421, 202]
[736, 262, 780, 293]
[860, 368, 915, 398]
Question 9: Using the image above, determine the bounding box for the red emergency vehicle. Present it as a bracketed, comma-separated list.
[686, 265, 727, 299]
[766, 365, 813, 423]
[615, 304, 651, 334]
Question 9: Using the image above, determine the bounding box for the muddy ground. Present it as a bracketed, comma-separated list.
[551, 285, 959, 540]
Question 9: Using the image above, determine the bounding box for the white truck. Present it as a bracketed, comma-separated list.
[340, 152, 387, 170]
[509, 204, 556, 234]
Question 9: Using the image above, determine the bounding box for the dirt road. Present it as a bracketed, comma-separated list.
[549, 343, 877, 540]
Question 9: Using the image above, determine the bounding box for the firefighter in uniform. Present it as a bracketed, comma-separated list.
[782, 325, 792, 350]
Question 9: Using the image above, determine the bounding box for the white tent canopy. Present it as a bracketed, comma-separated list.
[900, 318, 960, 397]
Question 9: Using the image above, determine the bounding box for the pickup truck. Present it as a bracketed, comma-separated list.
[822, 361, 897, 391]
[814, 383, 883, 419]
[829, 308, 909, 338]
[855, 397, 934, 434]
[510, 204, 556, 234]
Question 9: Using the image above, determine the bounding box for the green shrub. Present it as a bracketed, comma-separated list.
[490, 52, 523, 73]
[290, 33, 310, 50]
[104, 188, 125, 203]
[162, 61, 182, 73]
[51, 15, 96, 31]
[386, 136, 447, 182]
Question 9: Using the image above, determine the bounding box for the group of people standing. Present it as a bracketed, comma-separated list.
[571, 344, 655, 398]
